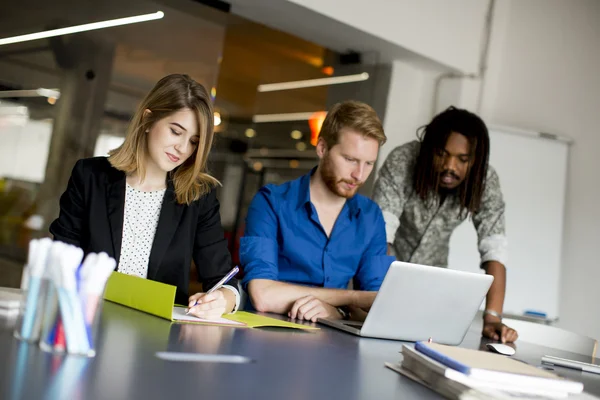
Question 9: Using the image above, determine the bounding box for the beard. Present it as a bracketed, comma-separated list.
[437, 168, 462, 190]
[320, 155, 363, 199]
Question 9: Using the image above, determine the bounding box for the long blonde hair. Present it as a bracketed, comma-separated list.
[108, 74, 219, 205]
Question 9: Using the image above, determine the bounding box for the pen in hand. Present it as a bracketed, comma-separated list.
[186, 266, 239, 315]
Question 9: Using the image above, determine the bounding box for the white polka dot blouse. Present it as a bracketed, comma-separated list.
[117, 183, 166, 278]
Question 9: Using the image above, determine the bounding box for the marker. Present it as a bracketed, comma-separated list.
[81, 252, 116, 351]
[187, 266, 239, 314]
[18, 238, 52, 340]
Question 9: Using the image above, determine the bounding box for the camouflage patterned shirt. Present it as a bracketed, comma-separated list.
[372, 141, 507, 267]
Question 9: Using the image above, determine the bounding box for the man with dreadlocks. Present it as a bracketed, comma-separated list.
[372, 106, 518, 343]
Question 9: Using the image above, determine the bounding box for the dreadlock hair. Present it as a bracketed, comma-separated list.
[413, 106, 490, 215]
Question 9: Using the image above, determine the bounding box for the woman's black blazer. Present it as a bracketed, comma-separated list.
[49, 157, 237, 304]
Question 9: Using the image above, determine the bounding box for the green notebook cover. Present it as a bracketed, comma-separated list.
[104, 272, 318, 330]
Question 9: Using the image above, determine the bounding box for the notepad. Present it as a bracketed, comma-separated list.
[104, 272, 318, 330]
[171, 306, 245, 326]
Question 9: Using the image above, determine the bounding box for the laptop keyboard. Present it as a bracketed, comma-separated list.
[342, 321, 364, 328]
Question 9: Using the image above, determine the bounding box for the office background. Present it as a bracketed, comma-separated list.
[0, 0, 598, 342]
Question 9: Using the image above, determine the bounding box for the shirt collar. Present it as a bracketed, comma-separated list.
[295, 167, 314, 211]
[295, 167, 361, 219]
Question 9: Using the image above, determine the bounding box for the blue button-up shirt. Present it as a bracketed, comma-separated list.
[240, 169, 394, 293]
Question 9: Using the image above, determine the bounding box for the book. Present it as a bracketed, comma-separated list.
[104, 272, 318, 330]
[386, 357, 600, 400]
[401, 345, 571, 398]
[414, 341, 583, 395]
[386, 360, 513, 400]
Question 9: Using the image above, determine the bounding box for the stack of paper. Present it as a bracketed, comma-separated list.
[0, 287, 22, 318]
[385, 341, 597, 400]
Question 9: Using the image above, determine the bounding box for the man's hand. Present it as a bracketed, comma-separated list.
[482, 320, 519, 343]
[187, 290, 227, 320]
[288, 295, 342, 322]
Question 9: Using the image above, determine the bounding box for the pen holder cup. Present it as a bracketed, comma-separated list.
[13, 277, 50, 343]
[39, 282, 105, 358]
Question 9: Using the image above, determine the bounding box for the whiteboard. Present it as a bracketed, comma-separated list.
[447, 127, 570, 320]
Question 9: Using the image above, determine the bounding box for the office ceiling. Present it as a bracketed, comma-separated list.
[0, 0, 329, 115]
[0, 0, 333, 154]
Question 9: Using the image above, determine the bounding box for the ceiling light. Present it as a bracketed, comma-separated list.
[322, 66, 334, 76]
[214, 111, 221, 126]
[295, 142, 307, 151]
[245, 128, 256, 138]
[253, 112, 324, 123]
[0, 88, 60, 99]
[36, 88, 60, 98]
[290, 130, 303, 140]
[0, 11, 164, 46]
[257, 73, 369, 92]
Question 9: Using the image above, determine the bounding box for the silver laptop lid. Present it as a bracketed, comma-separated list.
[360, 261, 493, 344]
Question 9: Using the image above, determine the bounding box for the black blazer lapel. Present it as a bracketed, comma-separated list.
[106, 170, 126, 264]
[147, 183, 184, 281]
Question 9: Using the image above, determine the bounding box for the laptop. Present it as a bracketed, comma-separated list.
[318, 261, 493, 345]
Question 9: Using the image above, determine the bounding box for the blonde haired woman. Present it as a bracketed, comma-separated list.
[50, 74, 239, 318]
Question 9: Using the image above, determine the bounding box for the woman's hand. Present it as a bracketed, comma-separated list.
[187, 290, 228, 319]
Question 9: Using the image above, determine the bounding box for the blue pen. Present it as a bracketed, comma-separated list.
[524, 310, 547, 318]
[187, 266, 239, 314]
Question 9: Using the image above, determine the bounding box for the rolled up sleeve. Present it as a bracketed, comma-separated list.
[372, 143, 416, 244]
[473, 167, 508, 267]
[354, 208, 395, 291]
[240, 190, 280, 289]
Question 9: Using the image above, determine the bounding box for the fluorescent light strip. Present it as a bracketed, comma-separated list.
[0, 88, 60, 98]
[257, 73, 369, 93]
[252, 112, 325, 123]
[0, 11, 164, 46]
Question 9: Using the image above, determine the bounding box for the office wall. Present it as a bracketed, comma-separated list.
[377, 61, 437, 169]
[285, 0, 488, 73]
[228, 0, 487, 71]
[479, 0, 600, 339]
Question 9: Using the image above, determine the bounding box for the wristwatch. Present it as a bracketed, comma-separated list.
[337, 306, 351, 320]
[483, 309, 502, 320]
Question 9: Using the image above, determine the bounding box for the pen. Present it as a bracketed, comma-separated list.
[187, 266, 239, 314]
[156, 351, 252, 364]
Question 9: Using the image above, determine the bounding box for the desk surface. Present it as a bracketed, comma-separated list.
[1, 301, 599, 400]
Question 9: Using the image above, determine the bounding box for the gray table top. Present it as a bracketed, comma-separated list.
[1, 301, 599, 400]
